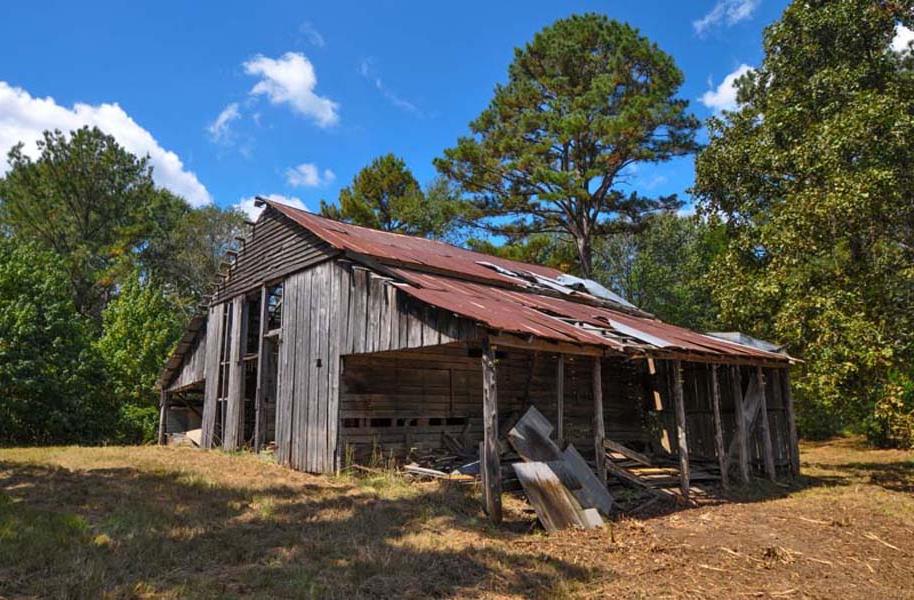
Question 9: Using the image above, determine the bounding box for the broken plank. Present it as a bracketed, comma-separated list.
[604, 438, 652, 467]
[513, 462, 603, 533]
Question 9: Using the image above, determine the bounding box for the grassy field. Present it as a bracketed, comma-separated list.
[1, 438, 912, 599]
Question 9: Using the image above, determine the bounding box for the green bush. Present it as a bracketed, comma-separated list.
[864, 375, 914, 449]
[116, 403, 160, 445]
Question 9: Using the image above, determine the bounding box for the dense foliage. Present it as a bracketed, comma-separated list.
[0, 127, 242, 445]
[0, 238, 115, 444]
[436, 14, 698, 277]
[693, 0, 914, 445]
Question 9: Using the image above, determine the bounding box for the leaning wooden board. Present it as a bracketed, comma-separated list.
[513, 462, 603, 533]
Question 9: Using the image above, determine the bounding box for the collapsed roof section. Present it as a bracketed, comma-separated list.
[264, 199, 791, 365]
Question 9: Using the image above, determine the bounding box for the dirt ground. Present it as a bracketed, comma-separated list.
[1, 437, 912, 599]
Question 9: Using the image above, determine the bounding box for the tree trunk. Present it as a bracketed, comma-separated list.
[575, 233, 593, 279]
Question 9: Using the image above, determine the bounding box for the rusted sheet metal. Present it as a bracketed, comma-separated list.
[267, 200, 562, 285]
[388, 267, 786, 362]
[264, 200, 787, 363]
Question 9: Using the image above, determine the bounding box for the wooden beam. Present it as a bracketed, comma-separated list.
[710, 364, 729, 490]
[670, 360, 689, 500]
[730, 365, 750, 484]
[481, 337, 502, 524]
[556, 354, 565, 446]
[253, 285, 269, 452]
[592, 357, 607, 484]
[757, 367, 777, 481]
[488, 332, 608, 357]
[781, 368, 800, 476]
[158, 390, 167, 445]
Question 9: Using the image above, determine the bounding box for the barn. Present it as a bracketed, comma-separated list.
[157, 197, 799, 522]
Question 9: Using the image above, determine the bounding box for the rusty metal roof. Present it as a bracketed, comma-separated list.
[264, 200, 790, 364]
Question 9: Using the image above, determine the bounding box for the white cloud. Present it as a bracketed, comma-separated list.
[359, 58, 422, 116]
[243, 52, 339, 127]
[235, 193, 307, 221]
[892, 24, 914, 54]
[299, 22, 325, 47]
[207, 102, 240, 143]
[0, 81, 211, 206]
[285, 162, 335, 187]
[700, 64, 754, 112]
[694, 0, 761, 35]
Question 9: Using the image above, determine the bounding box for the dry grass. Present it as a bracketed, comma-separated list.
[1, 438, 912, 599]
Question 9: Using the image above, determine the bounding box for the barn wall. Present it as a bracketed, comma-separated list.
[213, 206, 337, 304]
[165, 324, 207, 392]
[338, 346, 647, 464]
[274, 261, 481, 473]
[651, 361, 793, 472]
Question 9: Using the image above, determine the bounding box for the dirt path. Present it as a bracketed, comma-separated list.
[1, 438, 912, 598]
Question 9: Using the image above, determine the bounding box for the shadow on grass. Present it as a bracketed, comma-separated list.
[0, 460, 598, 599]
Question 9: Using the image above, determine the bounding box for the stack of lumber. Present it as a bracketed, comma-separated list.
[507, 406, 613, 533]
[603, 439, 720, 509]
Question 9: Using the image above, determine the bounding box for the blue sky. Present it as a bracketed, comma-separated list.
[0, 0, 796, 218]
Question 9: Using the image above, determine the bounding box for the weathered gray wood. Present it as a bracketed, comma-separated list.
[201, 303, 225, 449]
[710, 364, 729, 490]
[781, 368, 800, 476]
[757, 367, 777, 481]
[326, 262, 342, 472]
[254, 285, 269, 452]
[556, 354, 565, 445]
[507, 405, 562, 462]
[512, 462, 602, 533]
[603, 438, 652, 467]
[563, 444, 614, 517]
[731, 365, 750, 483]
[670, 359, 689, 499]
[481, 336, 502, 523]
[592, 357, 607, 484]
[158, 390, 167, 445]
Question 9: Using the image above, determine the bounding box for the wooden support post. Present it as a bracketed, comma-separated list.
[710, 364, 728, 490]
[253, 285, 269, 453]
[592, 357, 607, 484]
[757, 367, 777, 481]
[671, 360, 689, 499]
[731, 365, 750, 484]
[481, 337, 502, 524]
[157, 390, 167, 445]
[556, 354, 565, 446]
[781, 368, 800, 476]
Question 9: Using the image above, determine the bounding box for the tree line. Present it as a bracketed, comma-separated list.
[1, 0, 912, 447]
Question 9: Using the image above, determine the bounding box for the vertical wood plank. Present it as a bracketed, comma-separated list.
[556, 354, 565, 446]
[201, 303, 225, 449]
[254, 285, 269, 452]
[710, 364, 729, 490]
[158, 390, 167, 445]
[275, 280, 293, 465]
[671, 359, 690, 499]
[326, 263, 342, 472]
[731, 365, 750, 484]
[757, 367, 777, 481]
[781, 368, 800, 476]
[481, 336, 502, 524]
[223, 296, 247, 450]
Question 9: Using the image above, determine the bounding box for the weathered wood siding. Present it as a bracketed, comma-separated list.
[274, 261, 479, 472]
[165, 325, 207, 392]
[338, 347, 646, 464]
[200, 302, 226, 449]
[652, 361, 793, 473]
[213, 207, 336, 304]
[222, 297, 247, 450]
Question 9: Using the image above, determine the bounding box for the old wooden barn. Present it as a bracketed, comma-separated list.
[158, 197, 799, 521]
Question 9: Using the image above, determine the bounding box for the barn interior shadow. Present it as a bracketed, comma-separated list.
[0, 460, 599, 599]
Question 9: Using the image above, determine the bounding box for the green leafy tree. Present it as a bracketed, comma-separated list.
[0, 127, 173, 320]
[0, 237, 115, 444]
[594, 213, 725, 330]
[436, 14, 699, 277]
[96, 272, 183, 443]
[693, 0, 914, 443]
[320, 154, 469, 239]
